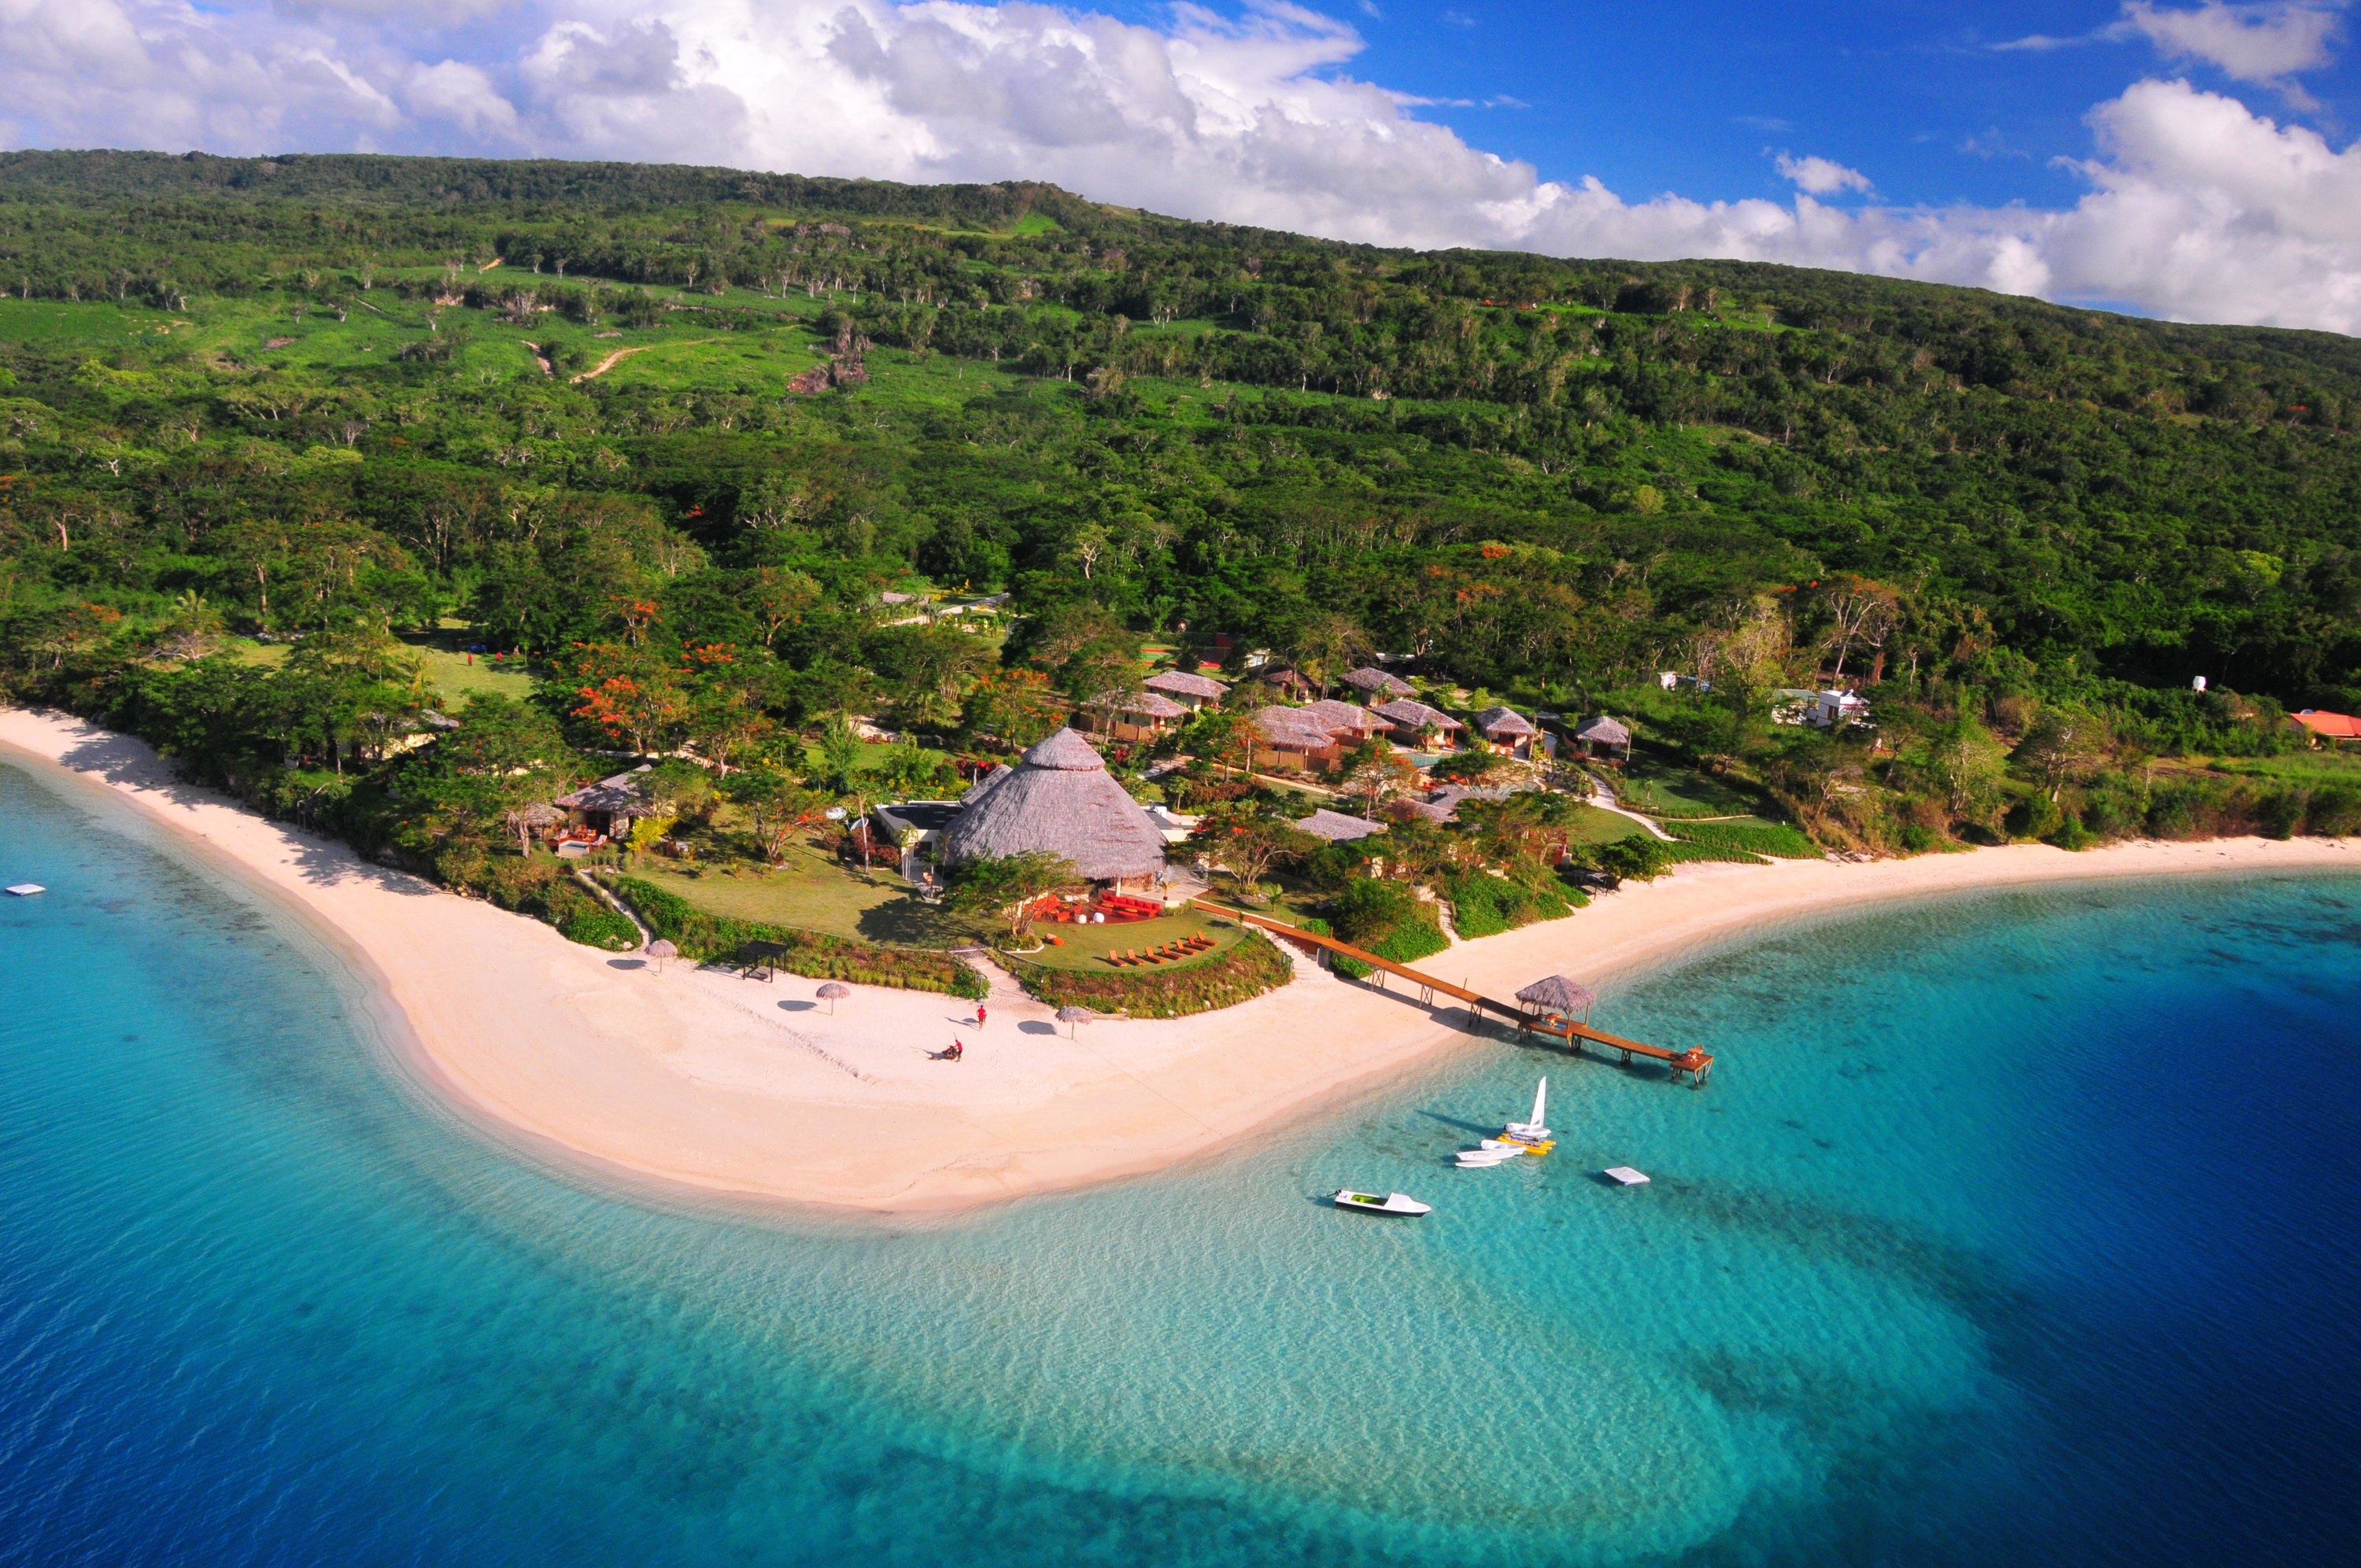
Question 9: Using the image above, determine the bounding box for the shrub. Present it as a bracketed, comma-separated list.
[1323, 877, 1448, 978]
[1009, 932, 1294, 1017]
[2307, 785, 2361, 836]
[1441, 869, 1572, 938]
[1665, 818, 1820, 858]
[562, 906, 641, 950]
[1898, 822, 1942, 853]
[608, 875, 988, 998]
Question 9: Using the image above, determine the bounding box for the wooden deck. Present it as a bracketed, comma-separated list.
[1191, 900, 1713, 1085]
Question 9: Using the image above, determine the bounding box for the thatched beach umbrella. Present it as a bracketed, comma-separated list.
[816, 980, 852, 1015]
[1516, 975, 1597, 1024]
[645, 938, 678, 972]
[1055, 1005, 1093, 1039]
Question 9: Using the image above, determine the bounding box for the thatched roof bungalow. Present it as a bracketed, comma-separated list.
[1371, 699, 1465, 748]
[555, 766, 652, 836]
[1298, 808, 1386, 843]
[1144, 669, 1228, 708]
[1297, 699, 1391, 740]
[1340, 666, 1416, 701]
[1572, 714, 1634, 758]
[936, 728, 1166, 891]
[1078, 688, 1191, 743]
[1250, 706, 1345, 773]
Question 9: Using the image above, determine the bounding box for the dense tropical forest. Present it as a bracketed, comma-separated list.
[2, 150, 2356, 970]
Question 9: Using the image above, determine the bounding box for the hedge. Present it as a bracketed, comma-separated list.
[1003, 930, 1295, 1017]
[609, 875, 988, 999]
[1665, 819, 1821, 858]
[1440, 870, 1575, 939]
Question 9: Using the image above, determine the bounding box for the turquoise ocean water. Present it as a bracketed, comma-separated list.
[2, 757, 2356, 1566]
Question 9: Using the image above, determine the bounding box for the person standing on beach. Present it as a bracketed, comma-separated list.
[974, 1004, 988, 1029]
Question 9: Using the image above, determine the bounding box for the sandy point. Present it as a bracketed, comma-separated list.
[4, 706, 2353, 1216]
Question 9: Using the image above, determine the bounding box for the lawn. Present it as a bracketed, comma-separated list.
[405, 644, 535, 703]
[1014, 911, 1245, 972]
[633, 847, 988, 948]
[1563, 802, 1655, 844]
[1609, 751, 1771, 820]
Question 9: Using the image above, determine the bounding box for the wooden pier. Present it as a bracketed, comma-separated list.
[1192, 901, 1713, 1086]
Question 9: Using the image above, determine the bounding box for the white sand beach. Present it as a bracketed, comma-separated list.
[5, 706, 2352, 1214]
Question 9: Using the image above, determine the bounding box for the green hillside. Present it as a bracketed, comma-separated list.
[2, 149, 2355, 883]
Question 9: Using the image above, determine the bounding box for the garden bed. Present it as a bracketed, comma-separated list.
[609, 875, 987, 998]
[1001, 931, 1295, 1017]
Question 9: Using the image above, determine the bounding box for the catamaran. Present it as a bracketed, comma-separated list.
[1505, 1075, 1551, 1142]
[1332, 1189, 1432, 1216]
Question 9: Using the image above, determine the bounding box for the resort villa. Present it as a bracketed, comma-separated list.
[1371, 699, 1465, 750]
[1472, 707, 1547, 758]
[1296, 807, 1387, 843]
[1077, 688, 1192, 743]
[1250, 706, 1350, 773]
[553, 766, 653, 847]
[1571, 714, 1634, 760]
[934, 727, 1169, 896]
[1339, 666, 1416, 702]
[1143, 669, 1229, 709]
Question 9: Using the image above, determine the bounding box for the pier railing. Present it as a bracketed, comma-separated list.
[1188, 899, 1713, 1085]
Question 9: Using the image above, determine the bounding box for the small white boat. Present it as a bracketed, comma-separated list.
[1332, 1189, 1432, 1216]
[1505, 1075, 1552, 1142]
[1454, 1147, 1523, 1167]
[5, 884, 43, 897]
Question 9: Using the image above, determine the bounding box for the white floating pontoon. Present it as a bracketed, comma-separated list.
[5, 884, 44, 897]
[1602, 1166, 1651, 1186]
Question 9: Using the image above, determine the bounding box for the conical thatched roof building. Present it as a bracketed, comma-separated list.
[937, 729, 1167, 887]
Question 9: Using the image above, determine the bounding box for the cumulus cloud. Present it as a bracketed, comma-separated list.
[1774, 153, 1873, 196]
[2116, 1, 2344, 83]
[2, 2, 2360, 333]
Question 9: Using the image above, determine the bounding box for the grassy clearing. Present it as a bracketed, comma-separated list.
[1564, 802, 1653, 844]
[1610, 752, 1770, 820]
[633, 850, 987, 947]
[403, 644, 535, 703]
[610, 873, 987, 998]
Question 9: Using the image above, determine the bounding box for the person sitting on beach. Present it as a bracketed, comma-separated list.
[943, 1039, 963, 1061]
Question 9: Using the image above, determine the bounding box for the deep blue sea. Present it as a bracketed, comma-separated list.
[3, 757, 2358, 1567]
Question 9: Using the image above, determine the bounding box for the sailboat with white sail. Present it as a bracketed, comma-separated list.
[1505, 1075, 1551, 1142]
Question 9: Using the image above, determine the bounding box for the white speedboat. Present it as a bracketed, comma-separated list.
[1454, 1146, 1523, 1167]
[1332, 1189, 1432, 1216]
[1505, 1075, 1552, 1142]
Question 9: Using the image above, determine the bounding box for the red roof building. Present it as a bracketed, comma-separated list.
[2292, 710, 2361, 743]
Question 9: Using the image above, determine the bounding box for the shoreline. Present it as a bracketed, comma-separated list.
[5, 706, 2354, 1217]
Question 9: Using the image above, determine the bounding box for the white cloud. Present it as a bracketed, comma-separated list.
[2117, 2, 2343, 83]
[1774, 153, 1873, 195]
[1, 2, 2359, 334]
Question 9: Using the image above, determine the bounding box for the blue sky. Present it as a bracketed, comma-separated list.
[5, 1, 2360, 330]
[1306, 0, 2360, 208]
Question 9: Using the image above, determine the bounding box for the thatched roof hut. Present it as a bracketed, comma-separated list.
[1516, 975, 1597, 1018]
[1372, 699, 1464, 744]
[937, 728, 1167, 885]
[555, 766, 652, 832]
[1144, 669, 1228, 706]
[1575, 715, 1631, 746]
[1340, 666, 1415, 699]
[1574, 715, 1633, 756]
[1474, 706, 1539, 740]
[1298, 808, 1387, 843]
[1298, 699, 1390, 738]
[1100, 689, 1189, 721]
